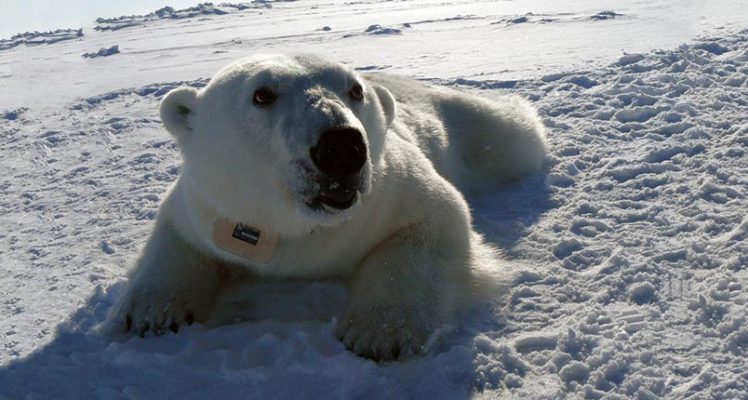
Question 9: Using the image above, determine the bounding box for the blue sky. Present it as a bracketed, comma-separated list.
[0, 1, 201, 38]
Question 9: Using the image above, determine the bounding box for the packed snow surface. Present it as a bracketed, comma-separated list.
[1, 1, 747, 399]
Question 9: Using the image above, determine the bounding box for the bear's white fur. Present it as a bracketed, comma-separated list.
[108, 54, 547, 360]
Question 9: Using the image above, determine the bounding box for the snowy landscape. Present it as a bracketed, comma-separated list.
[1, 1, 747, 398]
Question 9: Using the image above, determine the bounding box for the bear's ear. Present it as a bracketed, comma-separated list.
[160, 86, 199, 142]
[371, 84, 396, 128]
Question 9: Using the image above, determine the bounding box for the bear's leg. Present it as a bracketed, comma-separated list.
[436, 94, 548, 193]
[336, 225, 471, 361]
[107, 219, 220, 336]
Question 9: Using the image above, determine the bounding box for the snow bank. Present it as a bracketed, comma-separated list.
[83, 45, 120, 59]
[343, 24, 402, 38]
[94, 2, 269, 31]
[0, 28, 83, 51]
[491, 10, 625, 27]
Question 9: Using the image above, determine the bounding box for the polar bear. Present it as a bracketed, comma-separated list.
[108, 54, 547, 360]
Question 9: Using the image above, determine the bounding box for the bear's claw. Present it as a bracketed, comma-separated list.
[109, 284, 210, 338]
[336, 313, 429, 362]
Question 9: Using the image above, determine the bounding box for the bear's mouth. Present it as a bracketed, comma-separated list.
[297, 161, 364, 213]
[309, 190, 359, 211]
[300, 167, 362, 212]
[307, 177, 361, 211]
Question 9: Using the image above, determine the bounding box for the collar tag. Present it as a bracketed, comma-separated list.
[212, 218, 278, 263]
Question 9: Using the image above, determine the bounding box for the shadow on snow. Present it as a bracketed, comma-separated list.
[0, 280, 507, 399]
[0, 173, 551, 399]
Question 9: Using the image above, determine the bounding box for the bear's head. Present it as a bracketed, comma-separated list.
[160, 54, 396, 235]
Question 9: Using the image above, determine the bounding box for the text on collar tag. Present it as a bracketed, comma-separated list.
[212, 218, 278, 263]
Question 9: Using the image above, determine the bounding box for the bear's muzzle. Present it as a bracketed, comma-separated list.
[307, 126, 367, 210]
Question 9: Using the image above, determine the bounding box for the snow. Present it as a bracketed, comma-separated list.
[1, 1, 748, 399]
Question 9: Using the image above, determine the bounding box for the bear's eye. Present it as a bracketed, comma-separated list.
[349, 83, 364, 101]
[253, 87, 277, 106]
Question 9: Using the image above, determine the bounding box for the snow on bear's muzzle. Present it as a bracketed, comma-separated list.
[307, 126, 367, 211]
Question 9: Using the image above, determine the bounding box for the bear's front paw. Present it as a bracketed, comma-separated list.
[335, 307, 437, 362]
[108, 284, 213, 337]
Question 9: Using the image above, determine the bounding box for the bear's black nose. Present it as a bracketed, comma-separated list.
[310, 127, 367, 177]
